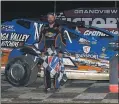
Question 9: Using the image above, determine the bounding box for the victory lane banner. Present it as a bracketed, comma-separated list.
[56, 8, 119, 28]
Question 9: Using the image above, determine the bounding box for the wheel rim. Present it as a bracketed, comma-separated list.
[10, 63, 25, 81]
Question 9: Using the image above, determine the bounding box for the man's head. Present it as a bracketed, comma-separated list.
[58, 50, 63, 58]
[47, 13, 56, 24]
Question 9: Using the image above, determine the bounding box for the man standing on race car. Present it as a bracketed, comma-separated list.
[38, 13, 66, 92]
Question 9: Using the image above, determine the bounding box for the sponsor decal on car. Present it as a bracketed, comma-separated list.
[77, 46, 99, 59]
[1, 32, 30, 48]
[1, 25, 15, 31]
[83, 46, 91, 54]
[79, 38, 90, 45]
[99, 47, 109, 59]
[83, 29, 118, 36]
[78, 53, 99, 60]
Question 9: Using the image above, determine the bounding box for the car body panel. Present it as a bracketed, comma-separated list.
[1, 18, 118, 80]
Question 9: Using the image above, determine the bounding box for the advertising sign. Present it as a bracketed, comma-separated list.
[56, 8, 118, 28]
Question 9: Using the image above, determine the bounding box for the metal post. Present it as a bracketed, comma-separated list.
[115, 1, 117, 7]
[54, 1, 56, 16]
[109, 55, 119, 93]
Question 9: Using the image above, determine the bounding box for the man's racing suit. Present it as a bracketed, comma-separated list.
[38, 22, 66, 90]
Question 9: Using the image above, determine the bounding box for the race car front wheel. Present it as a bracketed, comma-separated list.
[5, 56, 31, 87]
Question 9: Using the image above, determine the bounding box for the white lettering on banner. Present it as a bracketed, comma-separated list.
[73, 18, 118, 27]
[92, 24, 117, 28]
[57, 17, 118, 28]
[111, 10, 118, 14]
[92, 18, 105, 25]
[81, 18, 92, 25]
[74, 9, 118, 14]
[67, 18, 71, 21]
[72, 18, 81, 23]
[106, 18, 117, 24]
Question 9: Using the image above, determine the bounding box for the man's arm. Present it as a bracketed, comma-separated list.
[55, 25, 66, 52]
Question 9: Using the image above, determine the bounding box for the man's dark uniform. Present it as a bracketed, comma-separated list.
[38, 22, 66, 90]
[38, 22, 66, 52]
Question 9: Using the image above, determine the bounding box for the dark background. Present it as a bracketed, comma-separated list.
[1, 1, 119, 22]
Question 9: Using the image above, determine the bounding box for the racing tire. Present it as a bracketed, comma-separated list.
[5, 56, 31, 87]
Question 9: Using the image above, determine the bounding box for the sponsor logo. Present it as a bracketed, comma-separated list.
[78, 53, 99, 59]
[45, 32, 56, 37]
[99, 53, 108, 59]
[74, 46, 99, 60]
[74, 9, 118, 14]
[83, 30, 118, 36]
[83, 46, 91, 54]
[1, 25, 15, 31]
[84, 30, 108, 36]
[99, 59, 109, 64]
[92, 41, 97, 44]
[102, 47, 106, 52]
[99, 47, 109, 59]
[79, 38, 90, 45]
[1, 32, 30, 48]
[91, 37, 97, 44]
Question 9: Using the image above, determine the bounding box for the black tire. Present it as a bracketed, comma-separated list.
[5, 56, 31, 87]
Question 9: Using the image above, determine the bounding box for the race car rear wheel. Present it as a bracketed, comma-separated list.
[5, 56, 31, 87]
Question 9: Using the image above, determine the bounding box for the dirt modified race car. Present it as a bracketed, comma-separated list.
[1, 18, 119, 86]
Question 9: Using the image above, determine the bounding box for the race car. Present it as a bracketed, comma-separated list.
[1, 18, 119, 86]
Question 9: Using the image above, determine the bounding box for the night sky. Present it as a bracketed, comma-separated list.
[1, 1, 119, 22]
